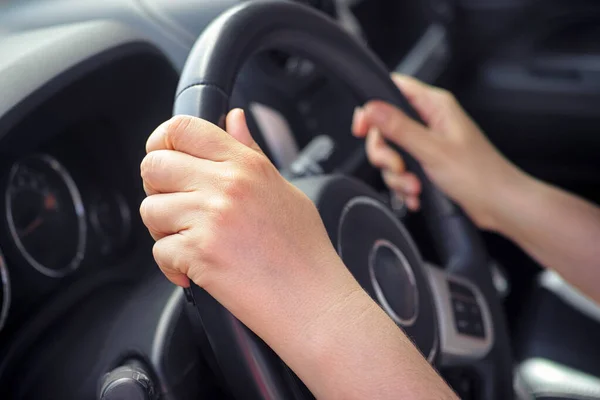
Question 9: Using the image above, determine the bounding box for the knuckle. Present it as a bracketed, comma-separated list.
[152, 240, 170, 269]
[139, 196, 156, 223]
[199, 232, 218, 258]
[159, 244, 186, 276]
[220, 168, 252, 201]
[164, 115, 194, 149]
[140, 152, 163, 181]
[152, 241, 163, 265]
[207, 194, 236, 226]
[140, 155, 151, 180]
[244, 153, 274, 178]
[154, 237, 193, 275]
[171, 248, 190, 276]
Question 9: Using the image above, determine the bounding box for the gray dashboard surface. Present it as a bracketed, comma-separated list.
[0, 20, 154, 139]
[0, 0, 238, 70]
[0, 0, 244, 136]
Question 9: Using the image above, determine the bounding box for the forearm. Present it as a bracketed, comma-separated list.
[284, 283, 457, 400]
[488, 171, 600, 302]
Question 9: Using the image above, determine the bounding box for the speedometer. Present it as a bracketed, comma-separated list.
[5, 154, 86, 277]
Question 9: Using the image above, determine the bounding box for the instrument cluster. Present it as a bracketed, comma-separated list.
[0, 152, 134, 334]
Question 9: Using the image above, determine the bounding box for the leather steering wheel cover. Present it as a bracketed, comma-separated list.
[175, 1, 514, 399]
[173, 0, 441, 200]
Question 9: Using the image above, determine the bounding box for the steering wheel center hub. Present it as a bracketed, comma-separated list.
[329, 191, 438, 363]
[369, 239, 419, 326]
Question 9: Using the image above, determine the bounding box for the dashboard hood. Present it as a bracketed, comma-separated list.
[0, 0, 239, 71]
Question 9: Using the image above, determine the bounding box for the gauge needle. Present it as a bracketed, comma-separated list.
[20, 216, 44, 238]
[44, 193, 57, 211]
[19, 193, 56, 237]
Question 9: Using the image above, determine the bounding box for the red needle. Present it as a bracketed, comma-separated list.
[20, 216, 44, 238]
[20, 193, 56, 238]
[44, 193, 57, 211]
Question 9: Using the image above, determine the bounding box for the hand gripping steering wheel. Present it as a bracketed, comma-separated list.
[174, 1, 514, 399]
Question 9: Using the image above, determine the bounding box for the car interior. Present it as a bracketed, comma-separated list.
[0, 0, 599, 399]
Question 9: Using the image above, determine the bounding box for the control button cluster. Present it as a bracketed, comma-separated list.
[448, 281, 485, 339]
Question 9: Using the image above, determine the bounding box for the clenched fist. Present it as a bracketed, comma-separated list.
[140, 109, 462, 400]
[139, 110, 370, 392]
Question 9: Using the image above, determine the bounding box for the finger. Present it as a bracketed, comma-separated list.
[352, 107, 369, 138]
[143, 181, 159, 197]
[226, 108, 265, 156]
[391, 74, 438, 124]
[153, 234, 191, 288]
[405, 196, 421, 212]
[382, 170, 421, 196]
[145, 223, 165, 241]
[391, 74, 437, 102]
[391, 192, 420, 212]
[141, 150, 215, 194]
[391, 74, 458, 129]
[365, 128, 406, 173]
[362, 101, 439, 162]
[146, 115, 245, 161]
[140, 192, 202, 238]
[143, 227, 163, 241]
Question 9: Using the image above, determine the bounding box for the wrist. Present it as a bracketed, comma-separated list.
[305, 295, 385, 399]
[288, 278, 381, 398]
[296, 276, 374, 362]
[272, 257, 457, 399]
[481, 162, 536, 233]
[295, 280, 454, 399]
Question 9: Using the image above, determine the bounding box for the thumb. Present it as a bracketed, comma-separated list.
[391, 74, 439, 125]
[362, 101, 439, 163]
[392, 74, 459, 132]
[226, 108, 265, 155]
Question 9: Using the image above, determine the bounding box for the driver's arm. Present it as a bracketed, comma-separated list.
[139, 110, 458, 399]
[353, 74, 600, 304]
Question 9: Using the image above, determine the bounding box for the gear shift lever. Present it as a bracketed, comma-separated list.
[98, 360, 157, 400]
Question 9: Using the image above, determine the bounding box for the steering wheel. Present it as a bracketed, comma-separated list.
[174, 1, 514, 399]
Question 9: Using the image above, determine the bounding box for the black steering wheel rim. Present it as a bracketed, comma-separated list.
[174, 1, 514, 399]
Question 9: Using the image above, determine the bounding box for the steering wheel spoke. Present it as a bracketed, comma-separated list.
[426, 264, 494, 365]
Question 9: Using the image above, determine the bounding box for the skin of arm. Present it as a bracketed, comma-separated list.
[353, 74, 600, 304]
[490, 172, 600, 303]
[293, 277, 458, 400]
[139, 110, 458, 399]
